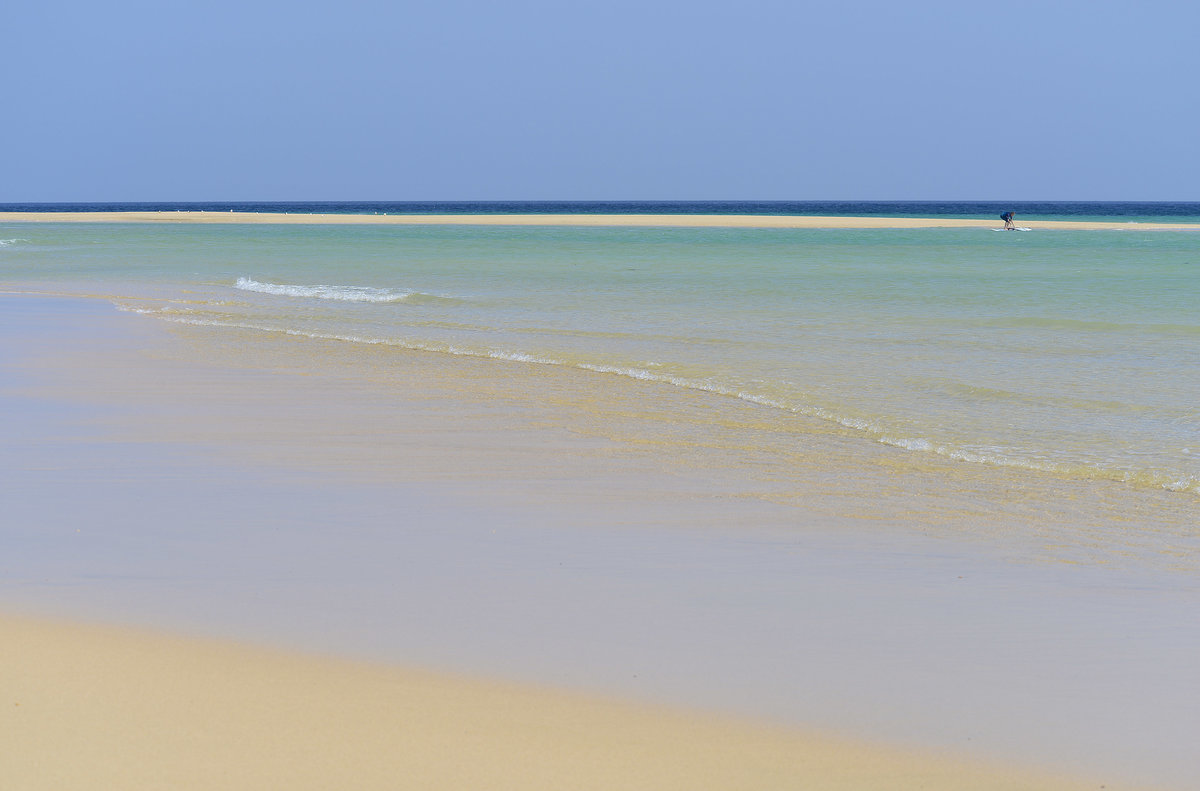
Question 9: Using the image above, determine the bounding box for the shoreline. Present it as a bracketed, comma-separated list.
[1, 612, 1106, 791]
[4, 293, 1198, 790]
[3, 210, 1200, 230]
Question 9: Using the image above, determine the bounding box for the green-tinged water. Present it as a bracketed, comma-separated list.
[3, 222, 1199, 496]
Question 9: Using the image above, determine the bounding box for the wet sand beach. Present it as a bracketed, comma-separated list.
[3, 612, 1105, 791]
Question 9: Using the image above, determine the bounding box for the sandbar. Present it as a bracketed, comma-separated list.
[2, 210, 1199, 230]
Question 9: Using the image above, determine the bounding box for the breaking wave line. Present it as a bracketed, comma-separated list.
[235, 277, 450, 304]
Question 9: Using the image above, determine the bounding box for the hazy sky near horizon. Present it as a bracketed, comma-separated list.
[5, 0, 1197, 201]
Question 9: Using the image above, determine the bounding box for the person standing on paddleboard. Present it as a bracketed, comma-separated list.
[1001, 211, 1015, 229]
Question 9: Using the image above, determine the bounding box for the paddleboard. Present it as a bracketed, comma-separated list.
[992, 227, 1032, 231]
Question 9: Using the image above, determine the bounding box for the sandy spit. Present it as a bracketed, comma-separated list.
[1, 210, 1198, 230]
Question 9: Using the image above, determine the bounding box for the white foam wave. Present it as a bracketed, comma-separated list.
[884, 437, 935, 452]
[0, 238, 30, 247]
[235, 277, 424, 304]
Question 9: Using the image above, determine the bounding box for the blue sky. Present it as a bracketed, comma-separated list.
[4, 0, 1197, 201]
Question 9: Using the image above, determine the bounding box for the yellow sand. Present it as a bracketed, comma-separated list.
[1, 210, 1199, 230]
[2, 613, 1112, 791]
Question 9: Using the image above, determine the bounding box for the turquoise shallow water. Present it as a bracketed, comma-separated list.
[3, 221, 1199, 496]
